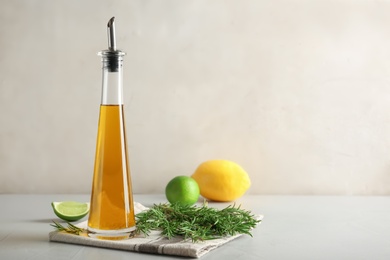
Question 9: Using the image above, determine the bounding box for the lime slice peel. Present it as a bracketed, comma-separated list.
[52, 201, 90, 222]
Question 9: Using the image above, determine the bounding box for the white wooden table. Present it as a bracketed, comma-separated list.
[0, 194, 389, 259]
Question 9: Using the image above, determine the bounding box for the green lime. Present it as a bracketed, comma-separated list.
[51, 201, 90, 222]
[165, 176, 200, 206]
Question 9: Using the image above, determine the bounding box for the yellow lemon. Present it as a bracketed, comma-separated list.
[191, 160, 251, 202]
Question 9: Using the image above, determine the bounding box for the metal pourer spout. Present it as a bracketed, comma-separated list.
[107, 17, 116, 51]
[99, 17, 125, 72]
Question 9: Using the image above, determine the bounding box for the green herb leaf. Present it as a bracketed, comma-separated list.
[51, 221, 86, 235]
[135, 202, 261, 242]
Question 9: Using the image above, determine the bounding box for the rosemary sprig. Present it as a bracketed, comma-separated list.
[135, 203, 261, 242]
[51, 221, 86, 235]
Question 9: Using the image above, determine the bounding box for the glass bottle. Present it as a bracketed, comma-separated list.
[88, 17, 135, 240]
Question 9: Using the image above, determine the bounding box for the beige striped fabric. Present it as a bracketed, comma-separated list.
[49, 202, 263, 258]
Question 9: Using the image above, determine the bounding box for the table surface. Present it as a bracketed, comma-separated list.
[0, 194, 389, 260]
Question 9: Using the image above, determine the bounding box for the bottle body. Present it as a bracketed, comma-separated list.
[88, 51, 135, 239]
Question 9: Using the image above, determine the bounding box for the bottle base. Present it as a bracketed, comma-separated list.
[87, 226, 136, 240]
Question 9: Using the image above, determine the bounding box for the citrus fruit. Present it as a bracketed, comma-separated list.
[165, 176, 200, 205]
[51, 201, 90, 222]
[191, 160, 251, 202]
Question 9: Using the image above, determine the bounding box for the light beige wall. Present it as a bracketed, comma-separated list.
[1, 0, 390, 195]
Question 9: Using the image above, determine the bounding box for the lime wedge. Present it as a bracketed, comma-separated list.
[51, 201, 90, 222]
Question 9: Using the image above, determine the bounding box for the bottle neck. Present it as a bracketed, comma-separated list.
[100, 55, 124, 105]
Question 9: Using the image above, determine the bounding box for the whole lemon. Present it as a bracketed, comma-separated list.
[191, 160, 251, 202]
[165, 176, 200, 205]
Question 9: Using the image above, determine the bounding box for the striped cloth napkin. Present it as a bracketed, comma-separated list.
[49, 202, 263, 258]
